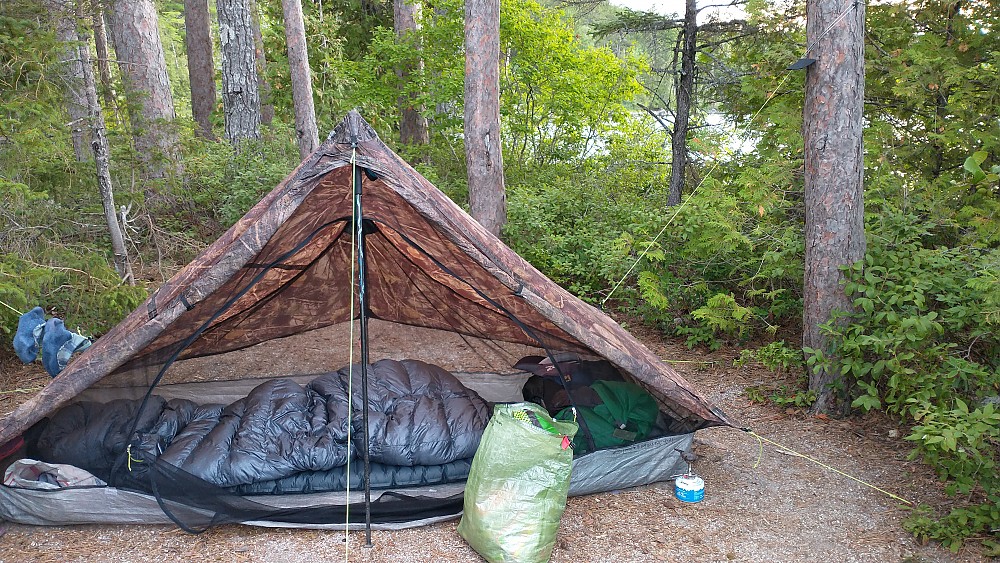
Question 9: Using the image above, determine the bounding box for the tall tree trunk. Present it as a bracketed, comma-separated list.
[90, 0, 117, 112]
[52, 1, 89, 162]
[105, 0, 179, 183]
[217, 0, 262, 145]
[281, 0, 319, 160]
[803, 0, 866, 414]
[184, 0, 216, 139]
[667, 0, 697, 207]
[395, 0, 429, 146]
[464, 0, 505, 236]
[76, 9, 135, 284]
[250, 0, 274, 126]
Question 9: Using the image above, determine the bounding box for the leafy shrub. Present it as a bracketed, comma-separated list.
[815, 215, 999, 418]
[505, 167, 662, 302]
[182, 133, 300, 230]
[811, 210, 1000, 549]
[744, 383, 816, 409]
[903, 400, 1000, 553]
[738, 342, 812, 407]
[735, 340, 804, 373]
[0, 178, 145, 342]
[0, 252, 146, 340]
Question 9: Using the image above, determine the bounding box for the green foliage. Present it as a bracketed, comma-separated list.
[903, 400, 1000, 552]
[963, 150, 999, 185]
[865, 0, 1000, 248]
[0, 178, 146, 340]
[504, 161, 661, 301]
[744, 383, 816, 409]
[739, 342, 812, 407]
[0, 1, 79, 191]
[735, 341, 804, 373]
[343, 0, 645, 167]
[808, 209, 1000, 549]
[182, 134, 300, 229]
[692, 293, 754, 340]
[0, 252, 146, 339]
[816, 213, 999, 419]
[499, 0, 645, 164]
[623, 163, 804, 349]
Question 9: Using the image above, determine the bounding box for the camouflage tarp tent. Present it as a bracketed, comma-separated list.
[0, 112, 734, 531]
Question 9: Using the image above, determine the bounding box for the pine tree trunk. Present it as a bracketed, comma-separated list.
[90, 0, 117, 113]
[105, 0, 179, 182]
[184, 0, 216, 139]
[281, 0, 319, 160]
[217, 0, 262, 145]
[395, 0, 429, 146]
[464, 0, 505, 236]
[250, 0, 274, 126]
[77, 15, 135, 284]
[667, 0, 697, 207]
[52, 1, 90, 162]
[803, 0, 866, 414]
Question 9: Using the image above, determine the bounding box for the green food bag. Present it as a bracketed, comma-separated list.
[458, 402, 578, 563]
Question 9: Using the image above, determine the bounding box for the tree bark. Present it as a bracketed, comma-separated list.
[52, 1, 90, 162]
[216, 0, 262, 145]
[395, 0, 429, 146]
[90, 0, 117, 112]
[250, 0, 274, 126]
[667, 0, 697, 207]
[281, 0, 319, 160]
[803, 0, 866, 414]
[77, 11, 135, 284]
[184, 0, 217, 139]
[464, 0, 505, 236]
[105, 0, 179, 182]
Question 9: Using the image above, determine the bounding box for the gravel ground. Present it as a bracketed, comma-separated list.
[0, 331, 990, 562]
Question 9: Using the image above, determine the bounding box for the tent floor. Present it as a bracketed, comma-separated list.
[0, 434, 692, 530]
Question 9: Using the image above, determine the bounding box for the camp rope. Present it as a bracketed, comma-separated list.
[602, 72, 792, 306]
[0, 387, 43, 395]
[344, 145, 358, 561]
[746, 429, 914, 506]
[126, 444, 144, 472]
[602, 1, 862, 307]
[0, 299, 22, 315]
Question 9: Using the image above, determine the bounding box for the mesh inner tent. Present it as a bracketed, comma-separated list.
[3, 112, 732, 532]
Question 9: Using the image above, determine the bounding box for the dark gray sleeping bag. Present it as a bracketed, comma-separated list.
[33, 359, 490, 490]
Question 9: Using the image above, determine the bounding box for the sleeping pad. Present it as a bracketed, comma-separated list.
[31, 359, 491, 490]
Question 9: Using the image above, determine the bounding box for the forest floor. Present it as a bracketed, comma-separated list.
[0, 325, 992, 563]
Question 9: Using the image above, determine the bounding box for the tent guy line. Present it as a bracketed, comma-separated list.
[746, 429, 915, 506]
[602, 71, 794, 306]
[603, 0, 861, 307]
[344, 144, 359, 558]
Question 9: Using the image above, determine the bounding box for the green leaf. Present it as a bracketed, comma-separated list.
[851, 394, 882, 411]
[963, 151, 988, 183]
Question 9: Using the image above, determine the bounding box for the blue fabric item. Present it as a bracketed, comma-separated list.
[39, 318, 91, 377]
[13, 307, 46, 364]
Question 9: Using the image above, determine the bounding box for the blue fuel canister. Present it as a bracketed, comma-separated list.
[675, 474, 705, 503]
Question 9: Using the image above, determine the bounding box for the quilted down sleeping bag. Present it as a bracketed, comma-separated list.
[31, 359, 491, 489]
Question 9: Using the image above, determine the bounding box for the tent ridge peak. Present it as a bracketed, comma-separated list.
[328, 109, 379, 145]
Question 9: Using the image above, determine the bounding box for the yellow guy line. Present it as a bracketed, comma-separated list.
[748, 430, 914, 506]
[344, 145, 358, 561]
[603, 72, 794, 305]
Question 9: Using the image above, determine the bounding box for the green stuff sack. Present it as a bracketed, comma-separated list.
[458, 402, 578, 563]
[556, 380, 659, 454]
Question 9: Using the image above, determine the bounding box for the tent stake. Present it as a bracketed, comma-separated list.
[353, 141, 374, 547]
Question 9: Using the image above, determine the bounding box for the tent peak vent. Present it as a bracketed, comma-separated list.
[330, 109, 379, 146]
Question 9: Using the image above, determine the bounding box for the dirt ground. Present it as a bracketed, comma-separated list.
[0, 327, 991, 563]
